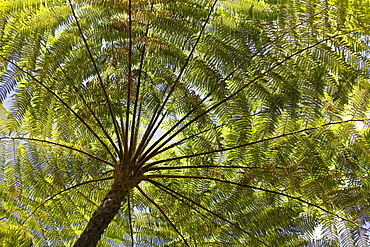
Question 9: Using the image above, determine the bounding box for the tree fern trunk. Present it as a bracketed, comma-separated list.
[73, 183, 128, 247]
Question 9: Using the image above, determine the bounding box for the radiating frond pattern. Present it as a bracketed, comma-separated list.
[1, 0, 370, 246]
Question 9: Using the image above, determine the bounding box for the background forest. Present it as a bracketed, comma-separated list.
[1, 0, 370, 246]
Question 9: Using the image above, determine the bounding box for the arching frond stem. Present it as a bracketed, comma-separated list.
[40, 42, 120, 155]
[127, 191, 134, 247]
[125, 0, 133, 161]
[144, 118, 369, 169]
[134, 89, 211, 165]
[132, 94, 166, 163]
[137, 111, 168, 159]
[0, 54, 117, 163]
[67, 0, 123, 158]
[146, 179, 271, 247]
[138, 16, 334, 161]
[129, 4, 152, 161]
[139, 33, 344, 167]
[0, 136, 114, 167]
[21, 176, 114, 225]
[131, 104, 142, 158]
[156, 0, 218, 117]
[146, 165, 302, 172]
[134, 0, 218, 162]
[136, 185, 190, 247]
[72, 87, 120, 155]
[148, 123, 223, 157]
[222, 10, 328, 83]
[146, 175, 364, 230]
[147, 179, 242, 245]
[131, 80, 169, 160]
[138, 90, 214, 164]
[120, 110, 127, 156]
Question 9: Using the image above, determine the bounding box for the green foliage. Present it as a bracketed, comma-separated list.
[0, 0, 370, 246]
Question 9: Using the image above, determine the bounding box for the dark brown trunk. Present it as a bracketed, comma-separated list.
[73, 183, 128, 247]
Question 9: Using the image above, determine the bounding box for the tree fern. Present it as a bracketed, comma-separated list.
[1, 0, 370, 246]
